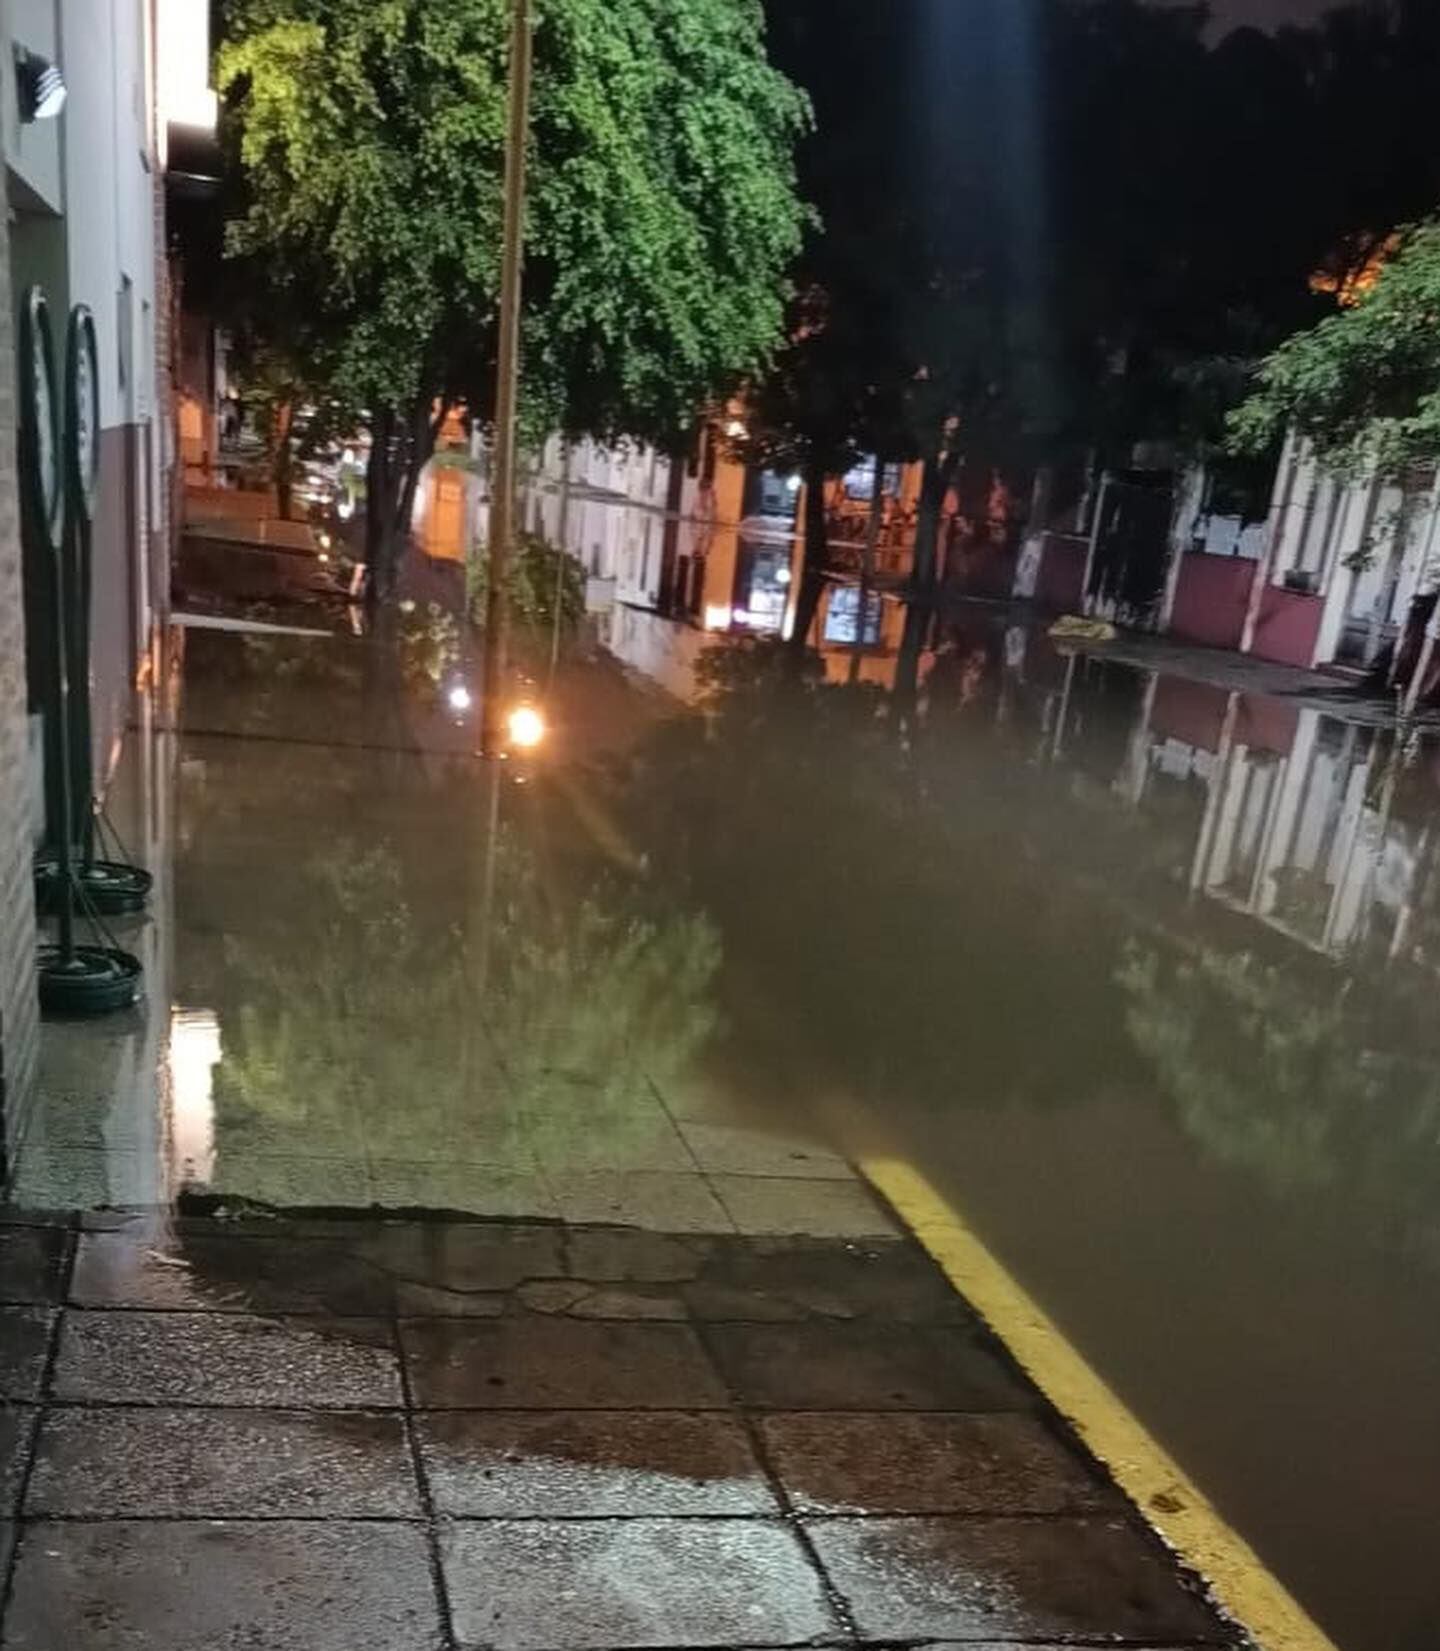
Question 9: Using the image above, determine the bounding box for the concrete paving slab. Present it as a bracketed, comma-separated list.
[418, 1411, 776, 1516]
[354, 1222, 565, 1293]
[704, 1321, 1032, 1411]
[677, 1119, 854, 1180]
[564, 1228, 709, 1283]
[0, 1405, 36, 1514]
[368, 1161, 559, 1218]
[4, 1519, 443, 1651]
[443, 1517, 837, 1649]
[761, 1412, 1114, 1515]
[70, 1229, 395, 1315]
[52, 1311, 402, 1407]
[401, 1317, 730, 1410]
[26, 1406, 419, 1517]
[709, 1173, 899, 1238]
[690, 1235, 972, 1325]
[0, 1308, 52, 1400]
[0, 1228, 69, 1305]
[807, 1515, 1223, 1643]
[547, 1170, 735, 1233]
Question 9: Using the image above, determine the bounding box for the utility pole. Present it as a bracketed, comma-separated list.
[480, 0, 534, 757]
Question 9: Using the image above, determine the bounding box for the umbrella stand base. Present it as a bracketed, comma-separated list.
[38, 945, 143, 1017]
[34, 854, 152, 916]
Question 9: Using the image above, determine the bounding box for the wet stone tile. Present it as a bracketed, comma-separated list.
[53, 1311, 403, 1407]
[418, 1412, 776, 1517]
[70, 1230, 395, 1315]
[705, 1322, 1031, 1412]
[356, 1222, 565, 1295]
[0, 1307, 54, 1400]
[443, 1517, 836, 1649]
[711, 1174, 898, 1239]
[565, 1228, 709, 1284]
[691, 1235, 972, 1325]
[677, 1119, 854, 1180]
[368, 1162, 559, 1220]
[4, 1519, 443, 1651]
[806, 1516, 1224, 1643]
[27, 1407, 420, 1517]
[7, 1146, 154, 1210]
[394, 1281, 507, 1318]
[548, 1170, 735, 1234]
[516, 1279, 686, 1320]
[761, 1413, 1114, 1515]
[532, 1110, 696, 1173]
[1, 1405, 38, 1513]
[0, 1226, 69, 1304]
[205, 1153, 372, 1209]
[402, 1318, 730, 1411]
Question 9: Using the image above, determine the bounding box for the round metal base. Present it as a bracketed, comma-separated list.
[34, 855, 152, 915]
[37, 945, 143, 1017]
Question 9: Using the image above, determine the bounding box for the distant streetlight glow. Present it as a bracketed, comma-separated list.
[448, 684, 474, 713]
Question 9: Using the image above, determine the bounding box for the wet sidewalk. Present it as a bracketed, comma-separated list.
[0, 1208, 1237, 1650]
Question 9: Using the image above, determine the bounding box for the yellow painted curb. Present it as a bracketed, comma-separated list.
[860, 1154, 1341, 1651]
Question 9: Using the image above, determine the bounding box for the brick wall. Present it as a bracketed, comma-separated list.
[0, 177, 42, 1172]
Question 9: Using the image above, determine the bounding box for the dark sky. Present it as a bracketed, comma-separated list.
[1212, 0, 1333, 24]
[1155, 0, 1338, 32]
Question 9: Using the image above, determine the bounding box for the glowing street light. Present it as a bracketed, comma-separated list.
[507, 704, 546, 749]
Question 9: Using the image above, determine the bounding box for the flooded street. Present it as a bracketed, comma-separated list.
[12, 591, 1440, 1651]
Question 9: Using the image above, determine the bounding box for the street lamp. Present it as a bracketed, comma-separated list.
[479, 0, 535, 758]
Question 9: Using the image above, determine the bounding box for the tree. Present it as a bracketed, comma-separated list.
[216, 0, 809, 597]
[1229, 221, 1440, 479]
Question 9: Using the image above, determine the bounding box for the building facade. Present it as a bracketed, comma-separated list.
[0, 0, 209, 1161]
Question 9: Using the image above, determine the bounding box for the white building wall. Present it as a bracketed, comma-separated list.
[60, 0, 157, 432]
[4, 0, 63, 209]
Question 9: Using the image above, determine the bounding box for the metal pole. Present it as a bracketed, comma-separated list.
[480, 0, 534, 757]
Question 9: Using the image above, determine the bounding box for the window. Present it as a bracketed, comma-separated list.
[824, 586, 883, 646]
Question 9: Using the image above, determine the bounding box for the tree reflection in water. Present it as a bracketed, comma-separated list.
[188, 752, 719, 1201]
[607, 635, 1440, 1273]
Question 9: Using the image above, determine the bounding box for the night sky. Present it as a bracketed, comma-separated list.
[1155, 0, 1339, 31]
[1213, 0, 1335, 24]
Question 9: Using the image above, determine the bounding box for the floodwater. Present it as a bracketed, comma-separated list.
[11, 576, 1440, 1651]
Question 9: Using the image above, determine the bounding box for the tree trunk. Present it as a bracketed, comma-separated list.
[272, 402, 294, 520]
[894, 600, 931, 714]
[910, 448, 959, 602]
[789, 456, 830, 655]
[365, 408, 398, 603]
[363, 397, 446, 606]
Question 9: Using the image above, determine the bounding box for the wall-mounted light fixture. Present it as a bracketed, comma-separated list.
[14, 45, 66, 122]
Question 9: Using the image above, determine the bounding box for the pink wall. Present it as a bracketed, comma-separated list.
[1035, 535, 1087, 612]
[1152, 675, 1228, 753]
[1169, 553, 1255, 651]
[1251, 585, 1323, 668]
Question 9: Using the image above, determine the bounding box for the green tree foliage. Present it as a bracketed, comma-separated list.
[1229, 222, 1440, 478]
[216, 0, 809, 594]
[465, 532, 584, 635]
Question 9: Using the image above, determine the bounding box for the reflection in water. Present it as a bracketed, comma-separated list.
[592, 617, 1440, 1651]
